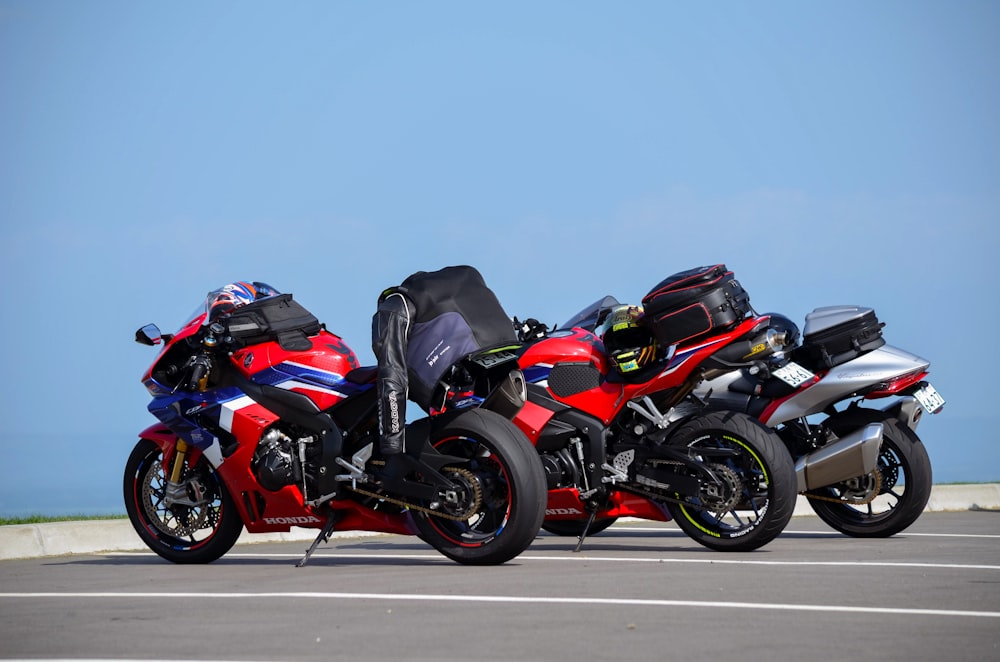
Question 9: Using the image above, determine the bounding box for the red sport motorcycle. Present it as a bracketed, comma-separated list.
[511, 266, 800, 552]
[126, 287, 546, 566]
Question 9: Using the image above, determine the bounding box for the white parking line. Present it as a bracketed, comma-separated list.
[2, 591, 998, 619]
[612, 526, 1000, 539]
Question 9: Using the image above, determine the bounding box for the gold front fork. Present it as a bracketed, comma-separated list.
[169, 440, 189, 483]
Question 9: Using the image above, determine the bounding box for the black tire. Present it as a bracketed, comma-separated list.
[541, 517, 618, 537]
[664, 410, 797, 552]
[123, 438, 243, 564]
[807, 409, 932, 537]
[412, 409, 546, 565]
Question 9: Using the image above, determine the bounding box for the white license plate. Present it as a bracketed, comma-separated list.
[914, 383, 945, 413]
[772, 361, 815, 388]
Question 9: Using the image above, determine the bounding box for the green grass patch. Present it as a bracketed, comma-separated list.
[0, 513, 128, 526]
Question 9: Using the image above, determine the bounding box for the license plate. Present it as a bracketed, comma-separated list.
[772, 361, 815, 388]
[471, 350, 517, 368]
[914, 383, 945, 414]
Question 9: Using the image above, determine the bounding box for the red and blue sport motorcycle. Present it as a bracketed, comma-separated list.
[126, 285, 545, 566]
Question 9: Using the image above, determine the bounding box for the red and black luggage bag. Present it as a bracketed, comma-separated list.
[641, 264, 753, 346]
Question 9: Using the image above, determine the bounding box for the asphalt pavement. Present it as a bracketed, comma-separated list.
[1, 510, 998, 661]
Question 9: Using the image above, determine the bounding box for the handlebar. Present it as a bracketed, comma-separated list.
[514, 317, 550, 342]
[183, 322, 229, 390]
[185, 352, 213, 391]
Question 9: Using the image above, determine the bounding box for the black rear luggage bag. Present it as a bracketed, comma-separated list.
[641, 264, 753, 346]
[794, 305, 885, 369]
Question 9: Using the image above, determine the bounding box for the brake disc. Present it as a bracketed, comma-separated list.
[142, 472, 214, 537]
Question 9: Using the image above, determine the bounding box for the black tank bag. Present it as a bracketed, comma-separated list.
[225, 293, 322, 351]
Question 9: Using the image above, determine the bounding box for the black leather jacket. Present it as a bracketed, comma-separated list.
[370, 265, 516, 453]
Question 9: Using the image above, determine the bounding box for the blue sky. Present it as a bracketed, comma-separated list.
[1, 1, 997, 516]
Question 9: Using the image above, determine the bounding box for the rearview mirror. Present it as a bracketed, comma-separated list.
[135, 324, 163, 346]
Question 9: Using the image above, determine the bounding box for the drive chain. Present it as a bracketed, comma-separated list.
[804, 469, 882, 506]
[346, 467, 482, 521]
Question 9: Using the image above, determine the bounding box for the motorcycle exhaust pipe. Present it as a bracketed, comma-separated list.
[795, 423, 883, 492]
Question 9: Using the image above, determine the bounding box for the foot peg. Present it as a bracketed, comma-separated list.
[334, 443, 373, 483]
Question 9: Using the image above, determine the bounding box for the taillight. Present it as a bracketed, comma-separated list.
[863, 370, 928, 399]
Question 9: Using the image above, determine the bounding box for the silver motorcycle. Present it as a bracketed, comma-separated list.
[696, 304, 944, 537]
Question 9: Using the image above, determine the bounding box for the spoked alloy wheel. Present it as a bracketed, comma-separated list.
[123, 438, 243, 563]
[665, 411, 797, 552]
[412, 409, 546, 565]
[807, 409, 932, 537]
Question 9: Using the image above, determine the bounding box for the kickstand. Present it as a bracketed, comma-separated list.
[297, 512, 338, 568]
[573, 510, 597, 553]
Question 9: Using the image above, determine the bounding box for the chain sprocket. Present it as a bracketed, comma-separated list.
[698, 463, 743, 512]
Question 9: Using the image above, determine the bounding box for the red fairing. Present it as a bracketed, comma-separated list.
[327, 502, 416, 536]
[519, 317, 767, 426]
[518, 329, 623, 425]
[224, 450, 323, 533]
[545, 488, 670, 521]
[639, 317, 766, 392]
[138, 424, 195, 479]
[228, 329, 359, 381]
[222, 399, 278, 450]
[518, 328, 609, 371]
[141, 314, 206, 384]
[138, 422, 180, 449]
[512, 400, 557, 440]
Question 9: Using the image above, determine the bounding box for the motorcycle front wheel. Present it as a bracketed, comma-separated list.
[807, 408, 932, 537]
[123, 438, 244, 564]
[665, 410, 797, 552]
[412, 409, 546, 565]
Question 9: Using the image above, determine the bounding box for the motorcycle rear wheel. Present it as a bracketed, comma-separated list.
[665, 410, 797, 552]
[123, 438, 244, 564]
[807, 409, 932, 537]
[412, 409, 546, 565]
